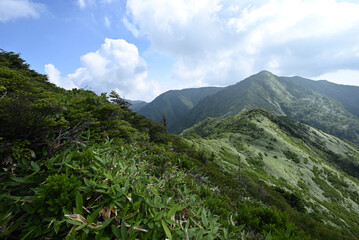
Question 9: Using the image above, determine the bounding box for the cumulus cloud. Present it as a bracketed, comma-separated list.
[45, 38, 160, 101]
[0, 0, 45, 22]
[45, 64, 78, 90]
[125, 0, 359, 86]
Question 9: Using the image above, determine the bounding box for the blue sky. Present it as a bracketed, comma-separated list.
[1, 0, 359, 101]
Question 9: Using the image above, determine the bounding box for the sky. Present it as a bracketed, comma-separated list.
[1, 0, 359, 101]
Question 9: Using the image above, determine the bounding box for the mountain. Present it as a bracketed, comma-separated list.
[172, 71, 359, 143]
[127, 99, 148, 112]
[182, 108, 359, 238]
[284, 77, 359, 117]
[138, 87, 222, 130]
[2, 50, 324, 240]
[4, 50, 359, 239]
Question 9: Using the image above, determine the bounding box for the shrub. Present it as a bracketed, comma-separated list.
[283, 150, 300, 163]
[35, 174, 81, 217]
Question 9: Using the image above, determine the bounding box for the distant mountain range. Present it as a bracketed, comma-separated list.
[137, 87, 222, 130]
[127, 99, 148, 112]
[136, 71, 359, 143]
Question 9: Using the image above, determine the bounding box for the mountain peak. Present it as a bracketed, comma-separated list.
[245, 70, 277, 84]
[257, 70, 276, 77]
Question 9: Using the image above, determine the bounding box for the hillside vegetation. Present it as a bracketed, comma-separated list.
[1, 50, 358, 240]
[183, 108, 359, 238]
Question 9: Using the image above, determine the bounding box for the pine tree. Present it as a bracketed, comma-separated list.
[160, 113, 168, 134]
[109, 90, 131, 108]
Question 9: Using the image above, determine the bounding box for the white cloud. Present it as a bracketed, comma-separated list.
[45, 64, 78, 90]
[44, 64, 61, 86]
[104, 16, 111, 28]
[45, 38, 160, 101]
[0, 0, 45, 22]
[125, 0, 359, 86]
[77, 0, 112, 9]
[314, 69, 359, 86]
[77, 0, 86, 9]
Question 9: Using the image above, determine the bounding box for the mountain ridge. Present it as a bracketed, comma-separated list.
[167, 71, 359, 144]
[137, 86, 223, 130]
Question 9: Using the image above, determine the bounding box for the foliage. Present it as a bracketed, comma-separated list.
[109, 90, 131, 109]
[180, 107, 359, 239]
[283, 150, 300, 163]
[2, 50, 358, 240]
[1, 139, 246, 239]
[0, 50, 166, 162]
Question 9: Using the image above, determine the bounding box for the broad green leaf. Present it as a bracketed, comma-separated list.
[65, 219, 83, 226]
[285, 224, 293, 237]
[265, 233, 272, 240]
[237, 224, 245, 232]
[161, 219, 172, 240]
[95, 155, 105, 166]
[97, 183, 109, 189]
[133, 200, 142, 211]
[31, 161, 40, 171]
[165, 218, 175, 225]
[54, 221, 60, 234]
[121, 222, 128, 239]
[90, 208, 102, 222]
[185, 218, 190, 230]
[75, 223, 87, 231]
[12, 177, 34, 184]
[97, 217, 114, 230]
[201, 209, 208, 227]
[111, 224, 121, 238]
[154, 211, 164, 221]
[123, 210, 139, 221]
[83, 178, 94, 187]
[75, 192, 83, 214]
[150, 186, 158, 195]
[223, 228, 228, 240]
[195, 227, 204, 240]
[196, 207, 202, 217]
[104, 172, 113, 181]
[23, 203, 34, 214]
[167, 204, 178, 219]
[95, 189, 107, 194]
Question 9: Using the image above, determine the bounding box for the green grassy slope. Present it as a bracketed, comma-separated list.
[182, 108, 359, 238]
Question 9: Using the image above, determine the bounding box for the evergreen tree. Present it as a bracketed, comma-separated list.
[109, 90, 131, 108]
[160, 113, 168, 134]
